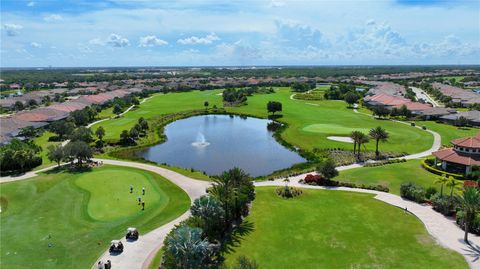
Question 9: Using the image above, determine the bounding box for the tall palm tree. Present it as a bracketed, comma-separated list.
[456, 187, 480, 244]
[434, 174, 448, 197]
[369, 126, 389, 159]
[350, 131, 362, 154]
[355, 132, 370, 159]
[446, 176, 463, 200]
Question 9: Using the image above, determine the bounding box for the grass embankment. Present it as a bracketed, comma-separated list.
[225, 188, 468, 269]
[0, 165, 190, 269]
[336, 160, 442, 195]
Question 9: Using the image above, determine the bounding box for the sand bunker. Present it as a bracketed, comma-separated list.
[327, 136, 354, 143]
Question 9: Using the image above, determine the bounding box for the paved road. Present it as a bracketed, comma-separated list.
[410, 86, 442, 107]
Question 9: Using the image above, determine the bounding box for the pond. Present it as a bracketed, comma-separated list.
[135, 115, 306, 177]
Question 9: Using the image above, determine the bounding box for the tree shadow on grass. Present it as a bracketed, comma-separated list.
[43, 165, 92, 175]
[268, 114, 283, 120]
[221, 220, 254, 254]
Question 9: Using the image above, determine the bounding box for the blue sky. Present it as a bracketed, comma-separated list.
[1, 0, 479, 67]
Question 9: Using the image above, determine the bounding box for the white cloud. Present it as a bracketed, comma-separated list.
[106, 33, 130, 47]
[89, 34, 130, 47]
[30, 42, 41, 48]
[139, 35, 168, 47]
[27, 1, 35, 7]
[43, 14, 63, 22]
[177, 33, 220, 45]
[3, 23, 23, 36]
[274, 20, 329, 49]
[88, 38, 104, 46]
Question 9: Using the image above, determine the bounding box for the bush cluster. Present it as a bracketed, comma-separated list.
[456, 211, 480, 235]
[302, 174, 389, 192]
[400, 182, 426, 203]
[430, 193, 455, 216]
[276, 186, 303, 198]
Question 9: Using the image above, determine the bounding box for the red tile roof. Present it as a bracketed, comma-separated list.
[433, 148, 480, 166]
[451, 133, 480, 148]
[49, 101, 88, 112]
[395, 101, 432, 111]
[14, 111, 50, 122]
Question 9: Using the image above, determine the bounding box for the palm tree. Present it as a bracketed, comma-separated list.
[369, 126, 389, 158]
[350, 131, 362, 154]
[355, 132, 370, 159]
[191, 196, 225, 240]
[446, 176, 462, 200]
[164, 225, 212, 269]
[456, 187, 480, 244]
[434, 174, 448, 197]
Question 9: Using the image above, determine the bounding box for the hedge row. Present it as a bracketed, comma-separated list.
[302, 174, 389, 192]
[420, 159, 464, 180]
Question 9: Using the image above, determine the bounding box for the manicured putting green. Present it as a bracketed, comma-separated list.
[0, 165, 189, 269]
[226, 187, 467, 269]
[302, 123, 371, 134]
[75, 169, 162, 221]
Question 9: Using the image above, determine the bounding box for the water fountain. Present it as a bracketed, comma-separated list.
[191, 132, 210, 148]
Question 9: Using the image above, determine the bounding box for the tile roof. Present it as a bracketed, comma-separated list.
[451, 133, 480, 148]
[433, 148, 480, 166]
[48, 101, 88, 112]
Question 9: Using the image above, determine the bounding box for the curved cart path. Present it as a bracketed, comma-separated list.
[90, 159, 211, 269]
[1, 157, 478, 268]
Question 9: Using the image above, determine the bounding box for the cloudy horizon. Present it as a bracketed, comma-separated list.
[1, 0, 479, 67]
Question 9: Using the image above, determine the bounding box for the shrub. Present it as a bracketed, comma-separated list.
[276, 186, 303, 198]
[430, 193, 455, 216]
[316, 159, 338, 179]
[411, 122, 416, 126]
[425, 187, 438, 199]
[400, 182, 426, 203]
[456, 211, 480, 235]
[463, 180, 478, 188]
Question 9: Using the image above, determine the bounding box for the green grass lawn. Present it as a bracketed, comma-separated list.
[225, 187, 467, 269]
[94, 88, 432, 155]
[91, 90, 224, 141]
[228, 88, 433, 154]
[0, 165, 190, 269]
[33, 131, 60, 170]
[442, 76, 465, 82]
[336, 160, 441, 195]
[416, 121, 479, 147]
